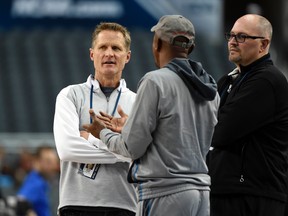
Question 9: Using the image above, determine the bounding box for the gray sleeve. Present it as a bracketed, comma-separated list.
[100, 129, 131, 158]
[100, 74, 159, 160]
[121, 75, 159, 159]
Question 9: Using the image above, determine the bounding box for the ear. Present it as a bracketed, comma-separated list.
[125, 50, 131, 63]
[188, 44, 195, 55]
[260, 39, 270, 52]
[89, 48, 94, 61]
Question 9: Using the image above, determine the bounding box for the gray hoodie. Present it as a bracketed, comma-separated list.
[165, 58, 217, 101]
[100, 58, 220, 201]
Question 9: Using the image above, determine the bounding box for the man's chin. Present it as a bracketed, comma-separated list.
[229, 54, 240, 63]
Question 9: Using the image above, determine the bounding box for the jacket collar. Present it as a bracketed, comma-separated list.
[85, 75, 128, 93]
[239, 53, 271, 75]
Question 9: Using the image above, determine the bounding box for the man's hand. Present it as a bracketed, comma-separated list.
[83, 109, 106, 138]
[98, 105, 128, 133]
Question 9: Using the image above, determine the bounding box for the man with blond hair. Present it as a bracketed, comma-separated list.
[53, 22, 137, 216]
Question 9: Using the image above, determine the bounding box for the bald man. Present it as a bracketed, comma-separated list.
[208, 14, 288, 216]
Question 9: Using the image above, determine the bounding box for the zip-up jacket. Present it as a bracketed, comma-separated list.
[207, 54, 288, 202]
[53, 75, 137, 211]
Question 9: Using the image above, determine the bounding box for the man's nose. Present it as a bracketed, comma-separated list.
[104, 47, 114, 56]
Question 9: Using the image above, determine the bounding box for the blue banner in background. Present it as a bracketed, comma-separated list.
[0, 0, 223, 42]
[0, 0, 156, 30]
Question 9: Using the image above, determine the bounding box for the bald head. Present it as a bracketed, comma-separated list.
[227, 14, 273, 66]
[237, 14, 273, 40]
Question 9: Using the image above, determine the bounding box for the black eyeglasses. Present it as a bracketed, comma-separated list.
[225, 33, 265, 43]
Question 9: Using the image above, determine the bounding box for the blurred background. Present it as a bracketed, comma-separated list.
[0, 0, 287, 215]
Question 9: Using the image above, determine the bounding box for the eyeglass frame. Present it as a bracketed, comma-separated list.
[225, 32, 265, 43]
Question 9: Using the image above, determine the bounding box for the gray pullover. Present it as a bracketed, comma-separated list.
[54, 76, 137, 211]
[100, 58, 220, 201]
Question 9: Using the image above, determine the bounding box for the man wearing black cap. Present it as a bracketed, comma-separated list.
[83, 15, 220, 216]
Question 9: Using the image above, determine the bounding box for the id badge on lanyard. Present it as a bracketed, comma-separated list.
[78, 163, 101, 179]
[78, 84, 122, 180]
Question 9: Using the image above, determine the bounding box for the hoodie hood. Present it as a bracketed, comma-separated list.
[165, 58, 217, 101]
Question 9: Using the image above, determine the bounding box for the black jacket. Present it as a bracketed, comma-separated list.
[207, 54, 288, 202]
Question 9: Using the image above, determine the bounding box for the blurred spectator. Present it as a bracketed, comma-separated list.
[14, 149, 34, 188]
[0, 146, 36, 216]
[0, 146, 15, 196]
[17, 146, 59, 216]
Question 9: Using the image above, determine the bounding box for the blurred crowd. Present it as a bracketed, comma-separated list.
[0, 145, 60, 216]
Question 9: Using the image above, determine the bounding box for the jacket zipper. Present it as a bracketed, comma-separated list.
[106, 96, 110, 114]
[240, 144, 246, 182]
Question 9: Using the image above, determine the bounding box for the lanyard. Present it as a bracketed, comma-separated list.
[89, 84, 122, 123]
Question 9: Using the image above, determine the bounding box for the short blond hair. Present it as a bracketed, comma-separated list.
[91, 22, 131, 50]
